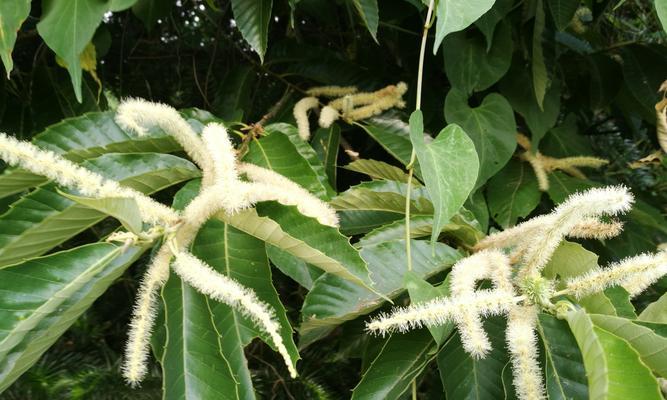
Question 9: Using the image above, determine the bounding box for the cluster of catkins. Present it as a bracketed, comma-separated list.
[368, 186, 667, 400]
[0, 99, 342, 385]
[293, 83, 408, 141]
[516, 133, 609, 191]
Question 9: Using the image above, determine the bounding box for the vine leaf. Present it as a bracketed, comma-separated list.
[0, 0, 31, 77]
[486, 159, 541, 228]
[409, 111, 478, 244]
[432, 0, 497, 53]
[547, 0, 579, 31]
[36, 0, 108, 102]
[444, 88, 516, 187]
[344, 159, 413, 183]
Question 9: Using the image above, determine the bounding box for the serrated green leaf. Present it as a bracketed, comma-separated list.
[244, 129, 332, 200]
[266, 245, 322, 290]
[0, 243, 147, 392]
[164, 185, 299, 398]
[532, 0, 548, 108]
[344, 159, 412, 183]
[639, 292, 667, 324]
[0, 153, 199, 267]
[591, 314, 667, 377]
[59, 192, 143, 234]
[331, 187, 433, 235]
[350, 0, 379, 40]
[311, 125, 340, 188]
[160, 272, 241, 400]
[405, 272, 454, 346]
[361, 117, 421, 177]
[438, 317, 509, 399]
[37, 0, 107, 102]
[231, 0, 273, 61]
[444, 89, 516, 187]
[603, 286, 636, 319]
[543, 242, 618, 315]
[264, 123, 335, 198]
[300, 238, 461, 346]
[536, 313, 589, 400]
[0, 0, 30, 77]
[486, 159, 541, 228]
[174, 179, 371, 290]
[432, 0, 497, 53]
[351, 329, 438, 400]
[409, 111, 479, 244]
[442, 21, 512, 95]
[566, 309, 663, 400]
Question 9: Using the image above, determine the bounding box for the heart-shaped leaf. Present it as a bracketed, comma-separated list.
[409, 111, 478, 244]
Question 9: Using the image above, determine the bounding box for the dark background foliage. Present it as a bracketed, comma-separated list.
[1, 0, 666, 398]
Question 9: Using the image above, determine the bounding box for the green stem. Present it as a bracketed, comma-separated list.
[406, 0, 435, 273]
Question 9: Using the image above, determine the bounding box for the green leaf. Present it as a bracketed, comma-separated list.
[486, 159, 541, 228]
[244, 129, 332, 200]
[532, 0, 549, 108]
[0, 111, 186, 199]
[350, 0, 379, 41]
[444, 89, 516, 186]
[361, 117, 420, 177]
[37, 0, 107, 102]
[264, 123, 335, 198]
[639, 293, 667, 324]
[132, 0, 173, 31]
[543, 242, 618, 315]
[178, 180, 372, 289]
[565, 309, 663, 400]
[311, 125, 341, 188]
[212, 65, 255, 122]
[442, 21, 512, 95]
[620, 45, 667, 123]
[547, 0, 579, 31]
[299, 238, 461, 346]
[358, 215, 435, 247]
[351, 329, 438, 400]
[438, 317, 509, 399]
[160, 271, 241, 400]
[475, 0, 514, 50]
[344, 159, 412, 183]
[657, 0, 667, 33]
[591, 314, 667, 377]
[500, 62, 560, 147]
[409, 111, 479, 244]
[405, 272, 454, 346]
[0, 153, 199, 267]
[192, 218, 299, 396]
[231, 0, 273, 62]
[432, 0, 497, 53]
[59, 191, 143, 234]
[0, 243, 147, 392]
[0, 0, 30, 77]
[331, 187, 433, 235]
[603, 286, 636, 319]
[266, 245, 322, 290]
[536, 313, 589, 400]
[109, 0, 139, 12]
